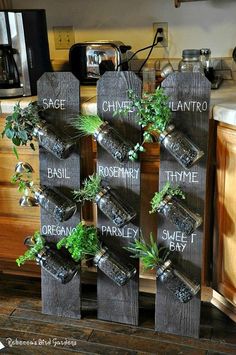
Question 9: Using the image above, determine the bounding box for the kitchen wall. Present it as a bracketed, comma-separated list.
[12, 0, 236, 61]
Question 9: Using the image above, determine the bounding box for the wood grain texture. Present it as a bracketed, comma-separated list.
[96, 71, 142, 325]
[215, 125, 236, 306]
[156, 72, 211, 338]
[37, 72, 81, 318]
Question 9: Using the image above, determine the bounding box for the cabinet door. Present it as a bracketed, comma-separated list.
[215, 124, 236, 306]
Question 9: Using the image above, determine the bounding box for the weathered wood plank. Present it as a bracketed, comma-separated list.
[37, 72, 81, 318]
[156, 72, 211, 338]
[96, 71, 142, 325]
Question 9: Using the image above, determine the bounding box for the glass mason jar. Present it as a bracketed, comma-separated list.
[156, 260, 200, 303]
[178, 49, 204, 73]
[95, 187, 136, 227]
[157, 195, 202, 236]
[34, 186, 77, 222]
[94, 122, 133, 163]
[93, 247, 136, 286]
[36, 246, 79, 284]
[159, 124, 204, 169]
[33, 120, 75, 160]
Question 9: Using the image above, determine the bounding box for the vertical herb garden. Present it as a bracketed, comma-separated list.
[2, 71, 211, 338]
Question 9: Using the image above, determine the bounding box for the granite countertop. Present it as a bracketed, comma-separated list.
[1, 80, 236, 126]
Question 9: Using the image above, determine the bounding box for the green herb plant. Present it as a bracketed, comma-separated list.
[73, 174, 102, 202]
[150, 182, 185, 214]
[72, 115, 104, 136]
[115, 87, 171, 160]
[11, 171, 37, 196]
[16, 231, 45, 266]
[57, 221, 101, 262]
[125, 233, 169, 270]
[72, 114, 144, 162]
[1, 102, 42, 158]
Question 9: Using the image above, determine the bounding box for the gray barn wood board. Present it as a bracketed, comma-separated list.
[96, 71, 142, 325]
[37, 72, 81, 318]
[155, 72, 211, 338]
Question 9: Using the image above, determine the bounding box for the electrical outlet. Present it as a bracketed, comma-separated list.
[53, 26, 75, 49]
[153, 22, 168, 47]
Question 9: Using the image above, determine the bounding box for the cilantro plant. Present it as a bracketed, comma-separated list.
[125, 233, 168, 270]
[115, 87, 171, 160]
[16, 231, 45, 266]
[150, 182, 185, 214]
[1, 102, 42, 158]
[57, 222, 100, 262]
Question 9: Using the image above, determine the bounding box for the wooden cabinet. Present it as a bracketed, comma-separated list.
[0, 115, 40, 276]
[214, 123, 236, 307]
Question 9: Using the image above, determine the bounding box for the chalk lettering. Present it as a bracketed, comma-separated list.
[169, 241, 186, 252]
[169, 100, 208, 112]
[101, 225, 138, 239]
[102, 100, 135, 113]
[98, 165, 140, 180]
[41, 225, 75, 236]
[161, 229, 197, 252]
[42, 98, 66, 110]
[165, 170, 199, 183]
[47, 168, 70, 179]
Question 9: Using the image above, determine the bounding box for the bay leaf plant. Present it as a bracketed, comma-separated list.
[125, 233, 169, 270]
[1, 102, 42, 158]
[114, 87, 171, 160]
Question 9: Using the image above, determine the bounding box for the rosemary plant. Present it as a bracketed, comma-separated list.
[73, 174, 102, 202]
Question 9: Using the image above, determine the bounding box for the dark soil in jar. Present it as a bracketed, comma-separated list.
[97, 125, 132, 163]
[37, 248, 79, 284]
[97, 190, 136, 227]
[160, 269, 194, 303]
[36, 123, 74, 160]
[162, 199, 199, 236]
[97, 252, 135, 286]
[162, 129, 203, 168]
[36, 187, 77, 222]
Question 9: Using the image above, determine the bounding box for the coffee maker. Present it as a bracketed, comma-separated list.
[0, 9, 52, 98]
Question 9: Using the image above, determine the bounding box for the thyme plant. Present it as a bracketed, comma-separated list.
[150, 182, 185, 214]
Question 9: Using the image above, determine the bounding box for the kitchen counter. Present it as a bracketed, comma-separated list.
[1, 79, 236, 125]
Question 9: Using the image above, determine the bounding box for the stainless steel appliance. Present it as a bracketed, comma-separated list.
[69, 41, 131, 84]
[0, 9, 52, 98]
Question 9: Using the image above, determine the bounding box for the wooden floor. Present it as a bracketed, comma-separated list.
[0, 274, 235, 354]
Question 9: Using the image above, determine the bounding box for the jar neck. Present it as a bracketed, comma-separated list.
[182, 56, 200, 61]
[94, 121, 108, 139]
[95, 186, 110, 203]
[156, 259, 172, 277]
[93, 247, 107, 265]
[159, 124, 175, 142]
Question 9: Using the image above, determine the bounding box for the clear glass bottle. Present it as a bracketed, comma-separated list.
[33, 120, 75, 160]
[159, 124, 204, 169]
[157, 194, 202, 236]
[178, 49, 204, 73]
[94, 122, 133, 163]
[200, 48, 215, 82]
[156, 260, 200, 303]
[36, 246, 79, 284]
[34, 186, 77, 222]
[93, 247, 136, 286]
[95, 187, 136, 227]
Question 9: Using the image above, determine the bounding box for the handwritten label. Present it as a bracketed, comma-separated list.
[165, 170, 199, 183]
[160, 229, 197, 252]
[169, 100, 208, 112]
[101, 225, 139, 239]
[47, 168, 70, 179]
[42, 98, 66, 110]
[41, 225, 75, 236]
[98, 165, 139, 180]
[102, 100, 135, 113]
